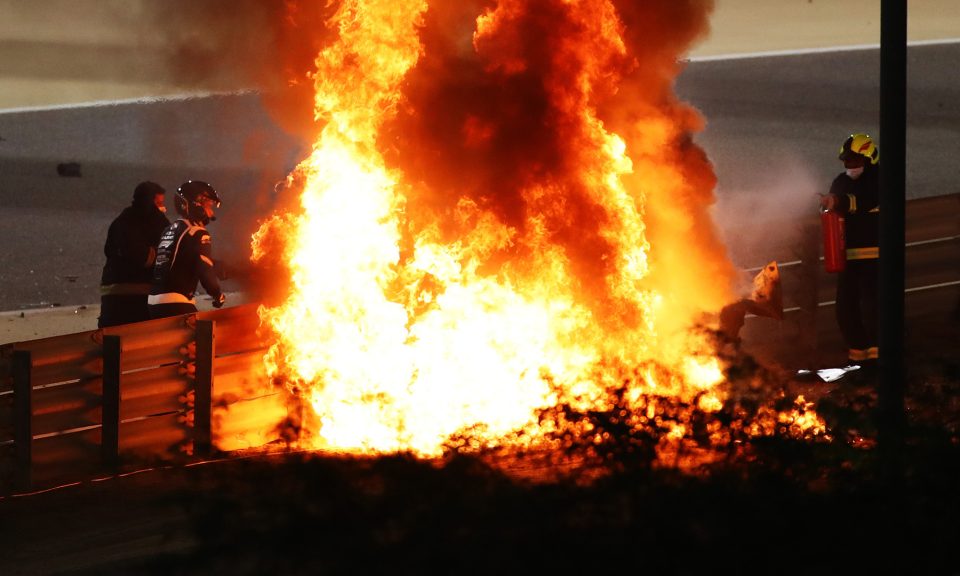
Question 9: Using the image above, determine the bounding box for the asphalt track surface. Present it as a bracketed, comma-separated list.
[0, 43, 957, 311]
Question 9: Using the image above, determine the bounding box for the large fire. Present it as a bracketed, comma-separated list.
[250, 0, 824, 460]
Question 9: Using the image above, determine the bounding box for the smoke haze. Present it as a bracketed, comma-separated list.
[150, 0, 736, 323]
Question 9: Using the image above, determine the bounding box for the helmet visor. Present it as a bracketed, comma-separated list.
[198, 195, 221, 209]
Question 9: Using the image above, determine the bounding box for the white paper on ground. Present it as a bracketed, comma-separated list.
[795, 365, 862, 382]
[815, 365, 861, 383]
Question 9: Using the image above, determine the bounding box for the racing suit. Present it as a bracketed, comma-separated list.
[148, 219, 223, 319]
[828, 162, 880, 362]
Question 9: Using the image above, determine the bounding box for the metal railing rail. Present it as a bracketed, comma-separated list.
[0, 304, 291, 493]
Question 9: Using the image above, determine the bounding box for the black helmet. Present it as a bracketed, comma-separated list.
[175, 180, 221, 224]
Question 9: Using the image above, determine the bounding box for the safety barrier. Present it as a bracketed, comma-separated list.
[735, 192, 960, 367]
[0, 303, 292, 494]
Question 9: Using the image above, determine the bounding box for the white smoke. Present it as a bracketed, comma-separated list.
[711, 157, 825, 296]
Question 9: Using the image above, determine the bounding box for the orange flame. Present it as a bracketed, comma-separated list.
[251, 0, 823, 458]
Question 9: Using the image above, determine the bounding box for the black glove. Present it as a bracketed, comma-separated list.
[212, 293, 226, 308]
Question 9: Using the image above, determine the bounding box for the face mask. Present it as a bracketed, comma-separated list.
[846, 166, 864, 180]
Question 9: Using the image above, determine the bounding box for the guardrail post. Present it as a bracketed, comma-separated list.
[194, 320, 214, 457]
[13, 350, 32, 490]
[102, 335, 121, 470]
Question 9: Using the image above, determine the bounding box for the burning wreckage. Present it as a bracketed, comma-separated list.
[228, 0, 823, 472]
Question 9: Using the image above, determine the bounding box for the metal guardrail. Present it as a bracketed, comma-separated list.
[0, 303, 293, 494]
[737, 192, 960, 366]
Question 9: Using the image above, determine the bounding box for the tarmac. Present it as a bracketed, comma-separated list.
[1, 0, 958, 344]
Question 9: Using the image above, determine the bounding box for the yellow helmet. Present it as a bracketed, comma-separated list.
[839, 133, 879, 165]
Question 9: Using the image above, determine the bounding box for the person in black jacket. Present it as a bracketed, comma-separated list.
[820, 133, 880, 365]
[98, 181, 171, 328]
[148, 180, 226, 319]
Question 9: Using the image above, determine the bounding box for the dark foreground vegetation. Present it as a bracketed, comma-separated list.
[3, 342, 959, 576]
[155, 439, 960, 575]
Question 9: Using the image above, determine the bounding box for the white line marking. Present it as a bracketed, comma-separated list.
[905, 279, 960, 294]
[748, 279, 960, 317]
[745, 260, 802, 273]
[0, 89, 255, 116]
[8, 482, 83, 498]
[4, 39, 959, 113]
[686, 37, 960, 63]
[905, 235, 960, 248]
[741, 235, 960, 273]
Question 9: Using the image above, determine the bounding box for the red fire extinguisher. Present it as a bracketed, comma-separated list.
[821, 209, 846, 273]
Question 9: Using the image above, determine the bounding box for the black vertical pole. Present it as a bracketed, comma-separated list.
[13, 350, 32, 490]
[102, 335, 121, 470]
[879, 9, 908, 568]
[194, 320, 214, 458]
[879, 0, 907, 453]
